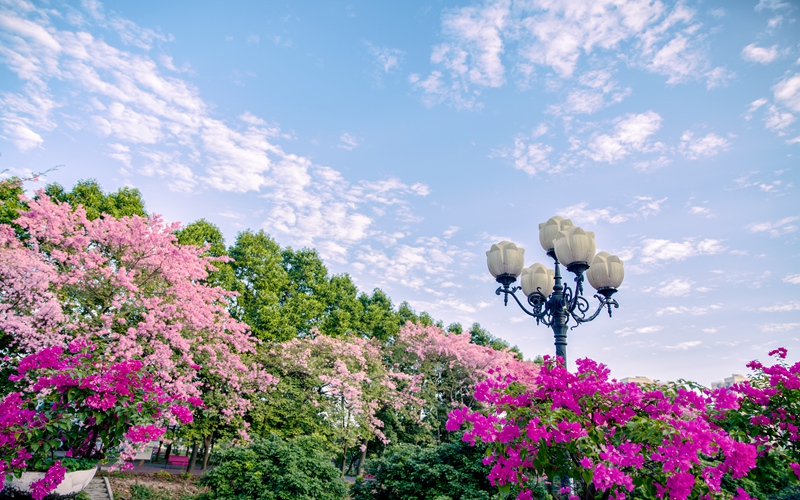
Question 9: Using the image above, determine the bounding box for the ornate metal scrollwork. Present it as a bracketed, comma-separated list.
[494, 259, 621, 364]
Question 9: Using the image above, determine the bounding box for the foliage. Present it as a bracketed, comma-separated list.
[0, 176, 26, 228]
[262, 332, 422, 457]
[129, 483, 198, 500]
[43, 179, 147, 220]
[350, 439, 503, 500]
[448, 355, 766, 500]
[197, 435, 346, 500]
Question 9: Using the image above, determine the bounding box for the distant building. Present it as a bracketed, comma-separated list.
[621, 376, 654, 386]
[711, 374, 749, 389]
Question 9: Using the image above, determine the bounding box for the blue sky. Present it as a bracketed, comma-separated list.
[1, 0, 798, 386]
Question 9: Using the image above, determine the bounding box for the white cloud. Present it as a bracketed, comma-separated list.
[688, 205, 714, 218]
[656, 304, 722, 315]
[746, 216, 799, 237]
[759, 323, 800, 333]
[679, 131, 730, 160]
[644, 278, 694, 297]
[549, 70, 631, 115]
[587, 111, 663, 163]
[639, 238, 725, 265]
[366, 43, 404, 82]
[615, 325, 663, 337]
[755, 0, 791, 11]
[647, 33, 705, 85]
[247, 34, 260, 44]
[765, 105, 796, 132]
[338, 132, 360, 150]
[742, 43, 778, 64]
[443, 226, 460, 238]
[774, 73, 800, 113]
[705, 66, 734, 89]
[0, 2, 435, 267]
[509, 139, 554, 175]
[556, 197, 666, 226]
[758, 301, 800, 312]
[783, 274, 800, 285]
[416, 1, 709, 108]
[662, 340, 702, 351]
[745, 98, 768, 120]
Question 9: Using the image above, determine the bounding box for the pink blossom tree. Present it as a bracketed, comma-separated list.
[391, 322, 540, 443]
[268, 332, 423, 476]
[1, 189, 267, 489]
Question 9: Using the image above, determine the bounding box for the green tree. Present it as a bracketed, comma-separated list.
[228, 230, 293, 342]
[355, 289, 400, 342]
[0, 176, 26, 227]
[198, 435, 347, 500]
[43, 179, 146, 219]
[175, 219, 236, 291]
[350, 439, 503, 500]
[469, 322, 523, 359]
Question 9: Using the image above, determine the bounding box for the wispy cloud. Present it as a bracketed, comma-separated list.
[615, 325, 663, 337]
[338, 132, 360, 150]
[556, 197, 667, 226]
[758, 301, 800, 312]
[638, 238, 725, 265]
[662, 340, 702, 351]
[746, 216, 799, 237]
[783, 274, 800, 285]
[679, 131, 731, 160]
[759, 322, 800, 333]
[644, 278, 694, 297]
[656, 304, 722, 315]
[587, 111, 664, 163]
[741, 43, 778, 64]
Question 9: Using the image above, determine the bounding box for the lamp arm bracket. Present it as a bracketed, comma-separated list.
[571, 295, 620, 325]
[495, 286, 539, 317]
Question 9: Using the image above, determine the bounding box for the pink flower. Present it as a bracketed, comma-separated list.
[790, 463, 800, 481]
[768, 347, 788, 359]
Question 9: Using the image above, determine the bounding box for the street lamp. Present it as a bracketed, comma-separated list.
[486, 216, 624, 366]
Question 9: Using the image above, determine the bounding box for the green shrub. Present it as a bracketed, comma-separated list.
[197, 434, 346, 500]
[350, 439, 515, 500]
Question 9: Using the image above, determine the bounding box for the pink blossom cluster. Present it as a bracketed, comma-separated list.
[0, 193, 262, 418]
[447, 355, 766, 500]
[1, 342, 201, 498]
[721, 348, 800, 483]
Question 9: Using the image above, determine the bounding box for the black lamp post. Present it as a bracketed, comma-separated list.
[486, 216, 624, 367]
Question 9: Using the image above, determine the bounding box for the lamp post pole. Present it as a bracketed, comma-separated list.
[486, 216, 624, 367]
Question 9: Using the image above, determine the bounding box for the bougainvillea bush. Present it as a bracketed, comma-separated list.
[448, 350, 800, 500]
[0, 341, 200, 499]
[0, 188, 265, 498]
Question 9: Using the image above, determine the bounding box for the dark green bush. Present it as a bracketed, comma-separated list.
[350, 440, 507, 500]
[197, 434, 346, 500]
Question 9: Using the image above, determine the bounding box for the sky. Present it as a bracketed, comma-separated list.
[1, 0, 799, 387]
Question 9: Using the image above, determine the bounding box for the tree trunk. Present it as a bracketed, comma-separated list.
[154, 441, 163, 462]
[187, 442, 199, 473]
[164, 442, 173, 465]
[341, 440, 348, 478]
[357, 440, 368, 477]
[202, 433, 213, 470]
